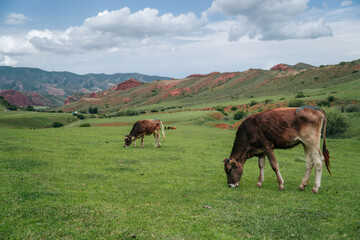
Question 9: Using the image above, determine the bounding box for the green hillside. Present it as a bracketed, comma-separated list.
[60, 59, 360, 113]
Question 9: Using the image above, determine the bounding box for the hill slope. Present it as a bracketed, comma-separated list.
[60, 60, 360, 113]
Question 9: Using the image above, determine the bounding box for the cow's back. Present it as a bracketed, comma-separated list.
[130, 120, 158, 136]
[240, 108, 302, 149]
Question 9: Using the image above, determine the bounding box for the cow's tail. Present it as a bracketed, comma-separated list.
[160, 120, 166, 141]
[322, 114, 331, 175]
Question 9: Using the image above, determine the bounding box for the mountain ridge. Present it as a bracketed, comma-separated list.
[0, 66, 171, 106]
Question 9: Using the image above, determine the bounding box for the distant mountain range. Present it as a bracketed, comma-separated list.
[0, 66, 171, 106]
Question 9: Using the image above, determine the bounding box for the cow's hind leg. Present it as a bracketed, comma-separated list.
[311, 148, 323, 193]
[256, 154, 266, 187]
[265, 149, 284, 191]
[153, 131, 160, 148]
[299, 145, 313, 191]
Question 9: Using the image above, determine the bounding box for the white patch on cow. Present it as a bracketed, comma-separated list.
[228, 183, 238, 188]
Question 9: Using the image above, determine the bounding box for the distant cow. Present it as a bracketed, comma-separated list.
[124, 119, 166, 148]
[223, 106, 331, 193]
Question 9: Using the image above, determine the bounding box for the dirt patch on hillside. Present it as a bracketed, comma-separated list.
[94, 122, 132, 127]
[215, 123, 230, 129]
[209, 112, 224, 120]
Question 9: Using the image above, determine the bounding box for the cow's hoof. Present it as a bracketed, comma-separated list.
[256, 182, 262, 188]
[299, 185, 305, 191]
[311, 188, 319, 194]
[278, 185, 284, 191]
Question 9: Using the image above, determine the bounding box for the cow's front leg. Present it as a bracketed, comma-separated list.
[133, 140, 136, 148]
[141, 136, 144, 148]
[256, 154, 266, 187]
[265, 149, 284, 191]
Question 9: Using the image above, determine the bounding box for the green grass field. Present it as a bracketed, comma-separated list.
[1, 110, 359, 239]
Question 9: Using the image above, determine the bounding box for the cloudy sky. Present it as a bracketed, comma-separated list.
[0, 0, 359, 78]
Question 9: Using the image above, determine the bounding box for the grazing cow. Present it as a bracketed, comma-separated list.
[124, 119, 165, 148]
[223, 106, 331, 193]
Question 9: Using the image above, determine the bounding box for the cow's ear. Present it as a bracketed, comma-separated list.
[230, 159, 237, 167]
[131, 136, 136, 141]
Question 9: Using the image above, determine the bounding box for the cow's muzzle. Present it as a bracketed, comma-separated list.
[124, 145, 128, 148]
[228, 183, 239, 188]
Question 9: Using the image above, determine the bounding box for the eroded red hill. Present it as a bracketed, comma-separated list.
[113, 78, 143, 91]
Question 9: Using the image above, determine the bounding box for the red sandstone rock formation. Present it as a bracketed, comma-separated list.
[114, 78, 143, 91]
[270, 64, 295, 71]
[0, 90, 37, 106]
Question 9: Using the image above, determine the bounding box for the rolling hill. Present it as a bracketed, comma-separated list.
[59, 59, 360, 113]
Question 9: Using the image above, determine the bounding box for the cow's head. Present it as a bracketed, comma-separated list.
[124, 135, 135, 147]
[223, 157, 243, 187]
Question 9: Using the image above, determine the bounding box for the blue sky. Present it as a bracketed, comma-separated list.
[0, 0, 359, 78]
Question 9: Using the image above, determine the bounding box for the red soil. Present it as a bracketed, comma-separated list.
[270, 64, 295, 71]
[0, 89, 38, 106]
[114, 78, 142, 91]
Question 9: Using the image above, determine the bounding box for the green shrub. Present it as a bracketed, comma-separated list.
[76, 114, 85, 120]
[52, 122, 64, 128]
[231, 106, 238, 111]
[328, 96, 335, 102]
[317, 100, 330, 107]
[125, 110, 139, 116]
[342, 104, 360, 113]
[216, 107, 227, 116]
[287, 99, 305, 107]
[295, 93, 305, 98]
[25, 105, 35, 111]
[249, 100, 258, 106]
[151, 109, 159, 113]
[234, 111, 247, 120]
[79, 123, 91, 127]
[0, 96, 18, 110]
[89, 107, 98, 114]
[325, 109, 349, 138]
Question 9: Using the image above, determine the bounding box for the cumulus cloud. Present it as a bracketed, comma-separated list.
[208, 0, 333, 41]
[84, 8, 205, 38]
[0, 55, 17, 66]
[16, 7, 206, 54]
[0, 35, 36, 55]
[4, 13, 31, 25]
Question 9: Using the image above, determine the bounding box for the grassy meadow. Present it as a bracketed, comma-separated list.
[1, 110, 359, 239]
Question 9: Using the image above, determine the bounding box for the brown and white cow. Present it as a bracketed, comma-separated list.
[224, 106, 331, 193]
[124, 119, 166, 148]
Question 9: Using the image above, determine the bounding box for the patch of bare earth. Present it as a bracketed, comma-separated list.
[94, 122, 132, 127]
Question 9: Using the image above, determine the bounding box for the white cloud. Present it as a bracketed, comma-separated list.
[4, 13, 31, 25]
[208, 0, 333, 41]
[84, 8, 205, 38]
[0, 35, 37, 55]
[341, 1, 352, 7]
[0, 55, 18, 66]
[23, 7, 206, 54]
